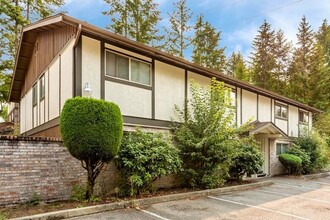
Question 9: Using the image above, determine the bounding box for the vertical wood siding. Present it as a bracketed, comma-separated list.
[22, 25, 76, 96]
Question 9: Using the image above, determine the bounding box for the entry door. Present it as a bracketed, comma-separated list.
[256, 138, 269, 175]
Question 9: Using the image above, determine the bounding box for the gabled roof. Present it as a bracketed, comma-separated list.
[9, 14, 322, 114]
[249, 121, 288, 138]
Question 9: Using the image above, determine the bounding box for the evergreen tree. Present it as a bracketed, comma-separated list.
[192, 14, 226, 72]
[164, 0, 192, 58]
[250, 20, 276, 90]
[287, 16, 315, 104]
[226, 52, 249, 82]
[316, 19, 330, 67]
[103, 0, 162, 45]
[272, 29, 292, 95]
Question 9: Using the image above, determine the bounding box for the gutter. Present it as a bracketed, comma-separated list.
[73, 24, 82, 47]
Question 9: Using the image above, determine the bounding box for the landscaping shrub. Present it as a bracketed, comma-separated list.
[287, 146, 312, 174]
[294, 131, 330, 172]
[173, 78, 251, 189]
[279, 153, 302, 174]
[116, 129, 182, 196]
[229, 139, 263, 182]
[60, 97, 123, 200]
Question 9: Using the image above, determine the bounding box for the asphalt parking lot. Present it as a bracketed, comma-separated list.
[69, 176, 330, 220]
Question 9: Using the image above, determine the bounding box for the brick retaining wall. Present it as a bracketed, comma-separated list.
[0, 137, 86, 206]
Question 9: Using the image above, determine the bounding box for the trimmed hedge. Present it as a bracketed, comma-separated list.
[279, 153, 302, 175]
[60, 97, 123, 199]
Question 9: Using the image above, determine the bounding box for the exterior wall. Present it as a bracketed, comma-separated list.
[289, 106, 299, 137]
[155, 61, 185, 121]
[82, 36, 101, 99]
[48, 59, 60, 120]
[258, 95, 271, 122]
[105, 81, 152, 118]
[275, 118, 288, 135]
[60, 41, 74, 109]
[7, 103, 19, 123]
[241, 89, 257, 123]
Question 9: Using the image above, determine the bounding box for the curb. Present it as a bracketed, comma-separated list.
[12, 180, 273, 220]
[301, 172, 330, 180]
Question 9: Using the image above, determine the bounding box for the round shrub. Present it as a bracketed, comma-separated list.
[60, 97, 123, 199]
[288, 146, 311, 174]
[61, 97, 123, 162]
[278, 153, 302, 175]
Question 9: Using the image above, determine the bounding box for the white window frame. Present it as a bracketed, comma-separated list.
[105, 50, 152, 86]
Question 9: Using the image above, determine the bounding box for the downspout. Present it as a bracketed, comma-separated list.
[74, 24, 82, 47]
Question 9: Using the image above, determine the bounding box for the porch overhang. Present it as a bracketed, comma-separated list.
[249, 121, 288, 139]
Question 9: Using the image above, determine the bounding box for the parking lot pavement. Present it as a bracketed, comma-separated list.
[69, 176, 330, 220]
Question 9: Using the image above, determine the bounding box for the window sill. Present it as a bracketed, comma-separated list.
[105, 75, 152, 90]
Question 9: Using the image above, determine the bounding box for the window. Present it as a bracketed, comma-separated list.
[39, 75, 45, 100]
[105, 51, 151, 85]
[275, 103, 288, 119]
[299, 111, 309, 124]
[276, 143, 289, 155]
[32, 84, 38, 106]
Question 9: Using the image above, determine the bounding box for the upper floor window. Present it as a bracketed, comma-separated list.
[39, 75, 45, 100]
[299, 110, 309, 124]
[105, 51, 151, 85]
[275, 103, 288, 119]
[32, 84, 38, 106]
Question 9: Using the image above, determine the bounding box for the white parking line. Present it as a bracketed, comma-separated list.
[275, 182, 330, 192]
[255, 189, 330, 204]
[208, 196, 310, 220]
[136, 208, 170, 220]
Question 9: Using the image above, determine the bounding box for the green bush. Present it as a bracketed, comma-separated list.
[60, 97, 123, 199]
[279, 153, 302, 174]
[287, 146, 311, 174]
[116, 129, 182, 196]
[173, 78, 251, 189]
[229, 139, 263, 182]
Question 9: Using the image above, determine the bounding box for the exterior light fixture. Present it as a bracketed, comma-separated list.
[83, 82, 92, 98]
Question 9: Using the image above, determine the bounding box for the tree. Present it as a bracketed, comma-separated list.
[173, 78, 250, 189]
[192, 14, 226, 72]
[316, 19, 330, 66]
[164, 0, 192, 58]
[60, 97, 123, 200]
[249, 20, 276, 90]
[226, 51, 249, 82]
[103, 0, 162, 45]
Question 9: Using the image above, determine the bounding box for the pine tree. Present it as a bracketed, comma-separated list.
[103, 0, 162, 45]
[272, 29, 292, 95]
[250, 20, 276, 90]
[191, 14, 226, 72]
[316, 19, 330, 66]
[164, 0, 192, 58]
[226, 52, 249, 82]
[287, 16, 315, 104]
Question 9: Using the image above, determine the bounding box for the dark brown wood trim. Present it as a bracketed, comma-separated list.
[59, 54, 61, 113]
[240, 88, 243, 125]
[257, 94, 259, 121]
[123, 116, 172, 128]
[74, 36, 82, 96]
[23, 117, 60, 137]
[100, 41, 105, 99]
[151, 59, 155, 119]
[104, 75, 152, 90]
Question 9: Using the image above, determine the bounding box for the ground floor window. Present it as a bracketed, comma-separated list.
[276, 143, 289, 155]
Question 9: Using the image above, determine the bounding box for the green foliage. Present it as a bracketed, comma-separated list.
[287, 146, 312, 174]
[70, 184, 86, 202]
[164, 0, 192, 58]
[173, 78, 251, 189]
[192, 14, 226, 72]
[226, 52, 249, 82]
[0, 211, 7, 220]
[28, 192, 41, 206]
[116, 129, 182, 196]
[229, 139, 263, 182]
[103, 0, 162, 45]
[60, 97, 123, 200]
[279, 153, 302, 175]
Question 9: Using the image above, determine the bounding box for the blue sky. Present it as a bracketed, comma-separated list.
[61, 0, 330, 60]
